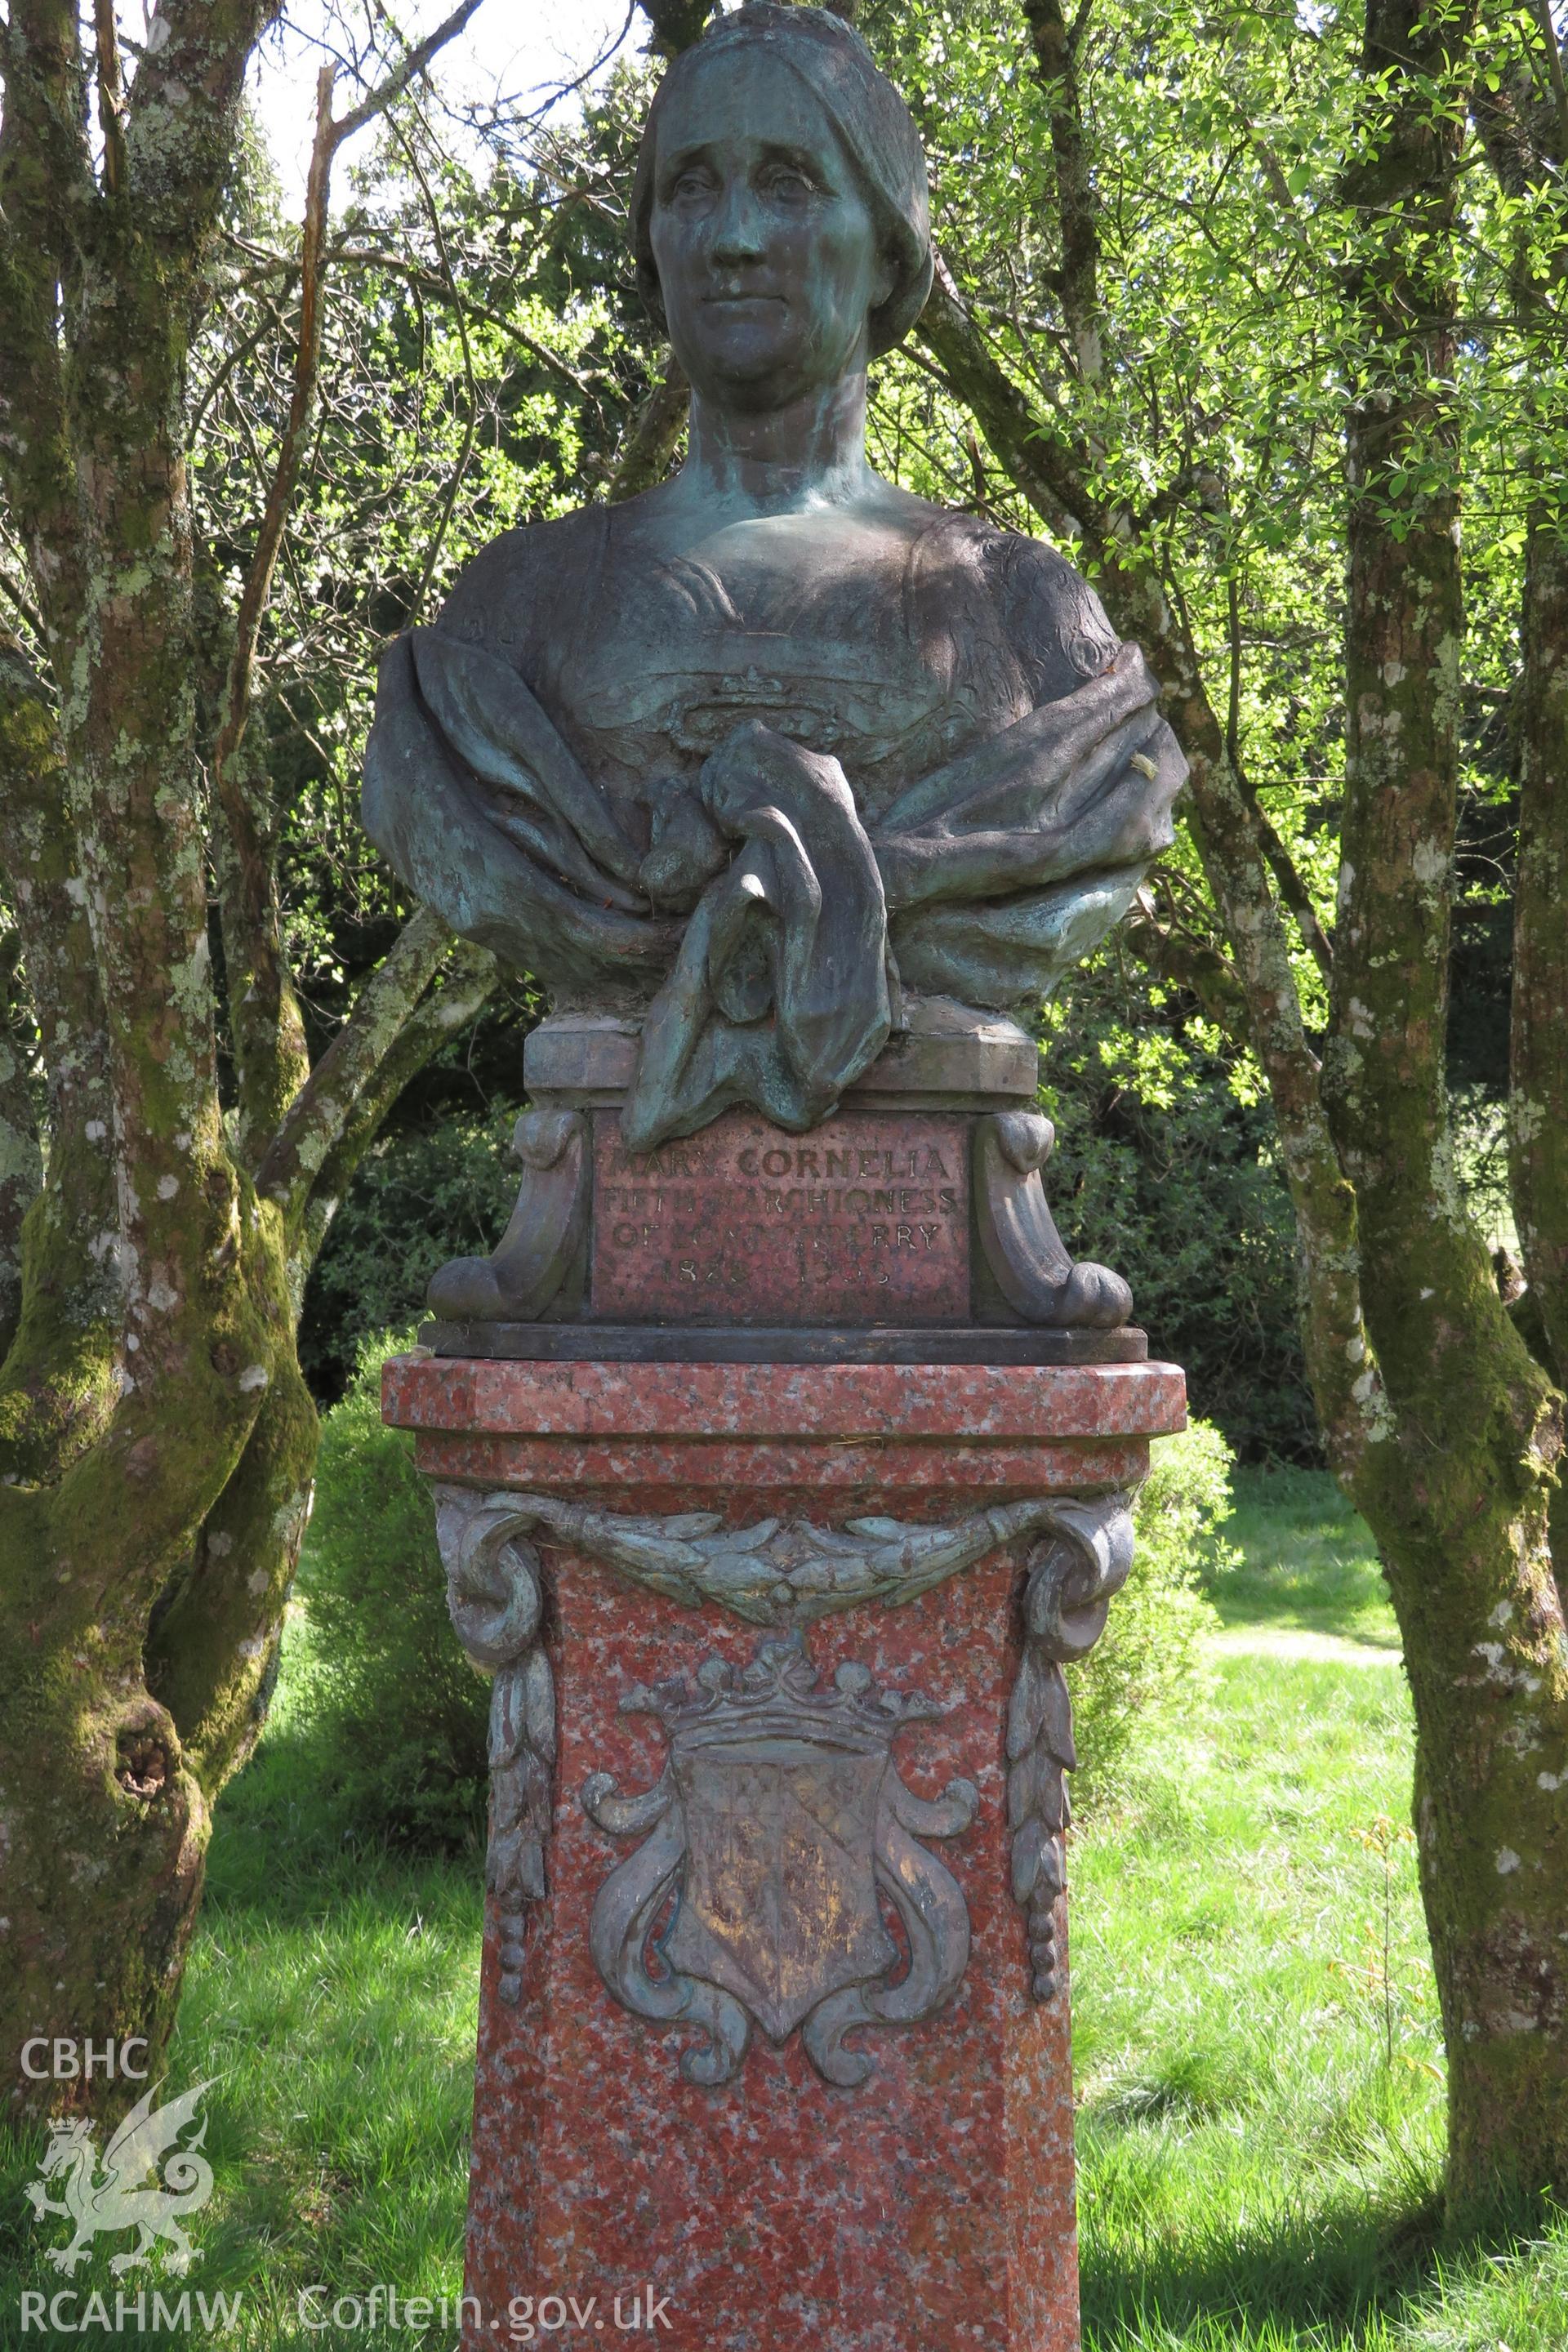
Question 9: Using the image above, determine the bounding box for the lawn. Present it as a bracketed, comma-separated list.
[4, 1468, 1563, 2349]
[1074, 1468, 1568, 2347]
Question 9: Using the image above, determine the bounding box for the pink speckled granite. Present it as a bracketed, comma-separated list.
[391, 1354, 1187, 2352]
[384, 1355, 1186, 1441]
[467, 1554, 1077, 2352]
[384, 1356, 1185, 1517]
[403, 1430, 1159, 1516]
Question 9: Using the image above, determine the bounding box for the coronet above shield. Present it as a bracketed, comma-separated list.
[581, 1633, 978, 2086]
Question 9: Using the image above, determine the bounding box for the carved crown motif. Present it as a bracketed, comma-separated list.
[621, 1630, 942, 1758]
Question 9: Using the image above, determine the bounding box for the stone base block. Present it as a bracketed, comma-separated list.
[470, 1560, 1074, 2352]
[382, 1355, 1187, 2352]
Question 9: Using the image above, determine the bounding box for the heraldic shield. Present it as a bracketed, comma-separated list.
[581, 1633, 978, 2087]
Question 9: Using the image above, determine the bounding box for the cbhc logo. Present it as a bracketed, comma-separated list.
[20, 2040, 149, 2081]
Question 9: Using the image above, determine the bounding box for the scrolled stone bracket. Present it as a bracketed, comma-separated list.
[427, 1108, 587, 1321]
[1007, 1492, 1135, 2002]
[975, 1111, 1134, 1329]
[436, 1489, 1095, 1628]
[434, 1486, 556, 2004]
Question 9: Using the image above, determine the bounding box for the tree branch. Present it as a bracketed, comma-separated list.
[330, 246, 602, 394]
[1021, 0, 1103, 381]
[0, 923, 42, 1364]
[0, 629, 116, 1471]
[0, 0, 91, 653]
[123, 0, 287, 255]
[208, 74, 334, 1170]
[254, 907, 471, 1240]
[289, 939, 497, 1294]
[1325, 0, 1508, 1415]
[1224, 573, 1334, 984]
[1532, 0, 1568, 166]
[208, 0, 492, 1165]
[91, 0, 127, 197]
[605, 350, 688, 501]
[1122, 885, 1250, 1043]
[915, 255, 1098, 546]
[917, 240, 1376, 1469]
[1511, 516, 1568, 1395]
[393, 105, 480, 621]
[212, 69, 336, 801]
[329, 0, 491, 148]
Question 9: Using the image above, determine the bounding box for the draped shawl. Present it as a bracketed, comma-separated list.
[363, 512, 1187, 1152]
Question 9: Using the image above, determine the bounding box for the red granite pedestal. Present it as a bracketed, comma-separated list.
[384, 1356, 1186, 2352]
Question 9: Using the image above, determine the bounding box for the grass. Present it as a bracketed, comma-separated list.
[1205, 1466, 1401, 1653]
[4, 1468, 1565, 2348]
[0, 1626, 481, 2351]
[1075, 1468, 1568, 2348]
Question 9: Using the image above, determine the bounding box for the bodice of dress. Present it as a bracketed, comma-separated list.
[364, 491, 1185, 1145]
[522, 509, 1049, 829]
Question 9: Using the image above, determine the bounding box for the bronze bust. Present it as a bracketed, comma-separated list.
[363, 4, 1183, 1156]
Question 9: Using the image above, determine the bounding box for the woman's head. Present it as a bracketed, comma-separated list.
[631, 6, 932, 408]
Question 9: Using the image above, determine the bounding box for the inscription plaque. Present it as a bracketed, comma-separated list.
[590, 1108, 970, 1325]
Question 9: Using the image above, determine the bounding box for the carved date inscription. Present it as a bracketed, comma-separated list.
[590, 1109, 971, 1325]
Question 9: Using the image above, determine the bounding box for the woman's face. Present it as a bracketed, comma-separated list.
[648, 47, 892, 412]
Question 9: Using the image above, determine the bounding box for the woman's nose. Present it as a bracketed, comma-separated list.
[709, 177, 768, 264]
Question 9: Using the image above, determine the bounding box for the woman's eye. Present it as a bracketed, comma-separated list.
[765, 169, 813, 201]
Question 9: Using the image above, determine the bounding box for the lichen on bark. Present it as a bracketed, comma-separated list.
[0, 0, 498, 2118]
[913, 0, 1568, 2219]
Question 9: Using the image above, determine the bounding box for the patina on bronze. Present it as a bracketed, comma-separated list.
[363, 5, 1185, 1181]
[581, 1632, 978, 2087]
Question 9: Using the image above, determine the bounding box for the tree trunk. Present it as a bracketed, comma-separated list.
[1512, 512, 1568, 1396]
[918, 0, 1568, 2212]
[1328, 0, 1568, 2214]
[0, 644, 47, 1361]
[0, 0, 511, 2118]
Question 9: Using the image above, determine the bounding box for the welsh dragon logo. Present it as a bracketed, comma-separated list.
[24, 2080, 215, 2276]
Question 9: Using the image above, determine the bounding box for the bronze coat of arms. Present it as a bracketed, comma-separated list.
[581, 1634, 977, 2087]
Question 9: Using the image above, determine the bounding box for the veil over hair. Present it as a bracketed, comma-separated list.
[630, 3, 934, 359]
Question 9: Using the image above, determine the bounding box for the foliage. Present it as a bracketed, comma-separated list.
[856, 0, 1568, 2207]
[1069, 1419, 1232, 1806]
[1040, 960, 1312, 1459]
[193, 70, 664, 1063]
[299, 1102, 525, 1401]
[294, 1333, 488, 1849]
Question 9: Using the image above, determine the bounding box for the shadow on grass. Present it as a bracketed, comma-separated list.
[1081, 2176, 1568, 2351]
[1081, 2174, 1444, 2345]
[1209, 1467, 1399, 1651]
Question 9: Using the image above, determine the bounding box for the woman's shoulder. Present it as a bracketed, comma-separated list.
[434, 505, 612, 655]
[970, 518, 1120, 692]
[901, 502, 1121, 699]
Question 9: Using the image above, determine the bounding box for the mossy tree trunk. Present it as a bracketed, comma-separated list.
[900, 0, 1568, 2216]
[1329, 1, 1568, 2207]
[0, 0, 494, 2120]
[1472, 31, 1568, 1594]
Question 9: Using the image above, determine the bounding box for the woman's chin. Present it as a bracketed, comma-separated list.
[684, 330, 818, 401]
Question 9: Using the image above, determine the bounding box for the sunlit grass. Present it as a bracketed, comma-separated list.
[1208, 1466, 1399, 1650]
[1075, 1468, 1566, 2348]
